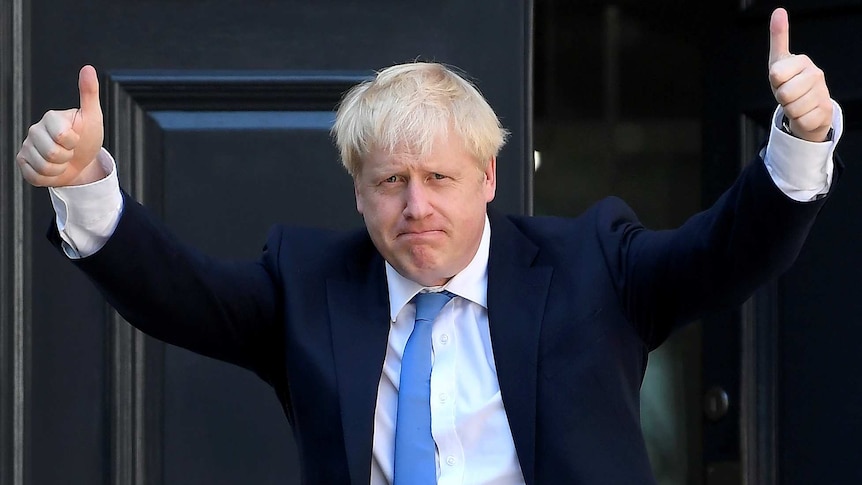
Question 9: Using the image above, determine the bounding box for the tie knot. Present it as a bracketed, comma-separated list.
[413, 291, 455, 323]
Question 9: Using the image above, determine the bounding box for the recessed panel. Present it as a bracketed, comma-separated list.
[150, 110, 360, 484]
[154, 111, 361, 258]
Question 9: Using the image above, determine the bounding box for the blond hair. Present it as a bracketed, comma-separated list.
[332, 62, 509, 177]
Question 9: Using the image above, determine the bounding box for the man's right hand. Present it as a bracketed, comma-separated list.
[16, 65, 106, 187]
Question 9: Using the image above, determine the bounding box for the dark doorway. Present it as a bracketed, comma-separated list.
[534, 1, 862, 484]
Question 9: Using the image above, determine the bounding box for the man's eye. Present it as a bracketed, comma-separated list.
[433, 173, 446, 180]
[383, 176, 398, 183]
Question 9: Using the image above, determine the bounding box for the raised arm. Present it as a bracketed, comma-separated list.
[616, 8, 841, 347]
[15, 66, 284, 383]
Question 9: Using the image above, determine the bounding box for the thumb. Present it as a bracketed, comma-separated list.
[769, 8, 791, 67]
[77, 65, 102, 120]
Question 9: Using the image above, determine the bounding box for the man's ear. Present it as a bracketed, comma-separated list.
[354, 180, 364, 214]
[483, 156, 497, 203]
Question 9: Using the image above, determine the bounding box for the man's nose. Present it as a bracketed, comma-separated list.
[403, 181, 433, 219]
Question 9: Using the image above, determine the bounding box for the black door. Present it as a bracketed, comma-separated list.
[702, 2, 862, 484]
[0, 2, 532, 483]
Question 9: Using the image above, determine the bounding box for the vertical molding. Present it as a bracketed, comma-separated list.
[105, 77, 133, 485]
[736, 5, 775, 485]
[523, 0, 534, 216]
[105, 79, 162, 485]
[108, 313, 159, 485]
[0, 3, 13, 483]
[739, 115, 777, 485]
[1, 1, 30, 484]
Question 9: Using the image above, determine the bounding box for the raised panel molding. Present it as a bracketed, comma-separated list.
[739, 114, 777, 485]
[101, 71, 368, 485]
[104, 71, 369, 202]
[740, 1, 862, 14]
[1, 1, 30, 484]
[107, 71, 370, 111]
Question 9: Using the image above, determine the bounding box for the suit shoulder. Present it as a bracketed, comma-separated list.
[503, 196, 643, 242]
[263, 224, 374, 273]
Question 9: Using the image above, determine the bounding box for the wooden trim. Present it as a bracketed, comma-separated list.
[107, 71, 369, 111]
[739, 115, 777, 485]
[741, 2, 862, 16]
[0, 1, 30, 484]
[523, 0, 535, 215]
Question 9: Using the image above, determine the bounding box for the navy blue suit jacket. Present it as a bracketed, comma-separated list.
[51, 157, 834, 484]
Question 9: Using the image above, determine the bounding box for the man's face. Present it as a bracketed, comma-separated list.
[354, 134, 497, 287]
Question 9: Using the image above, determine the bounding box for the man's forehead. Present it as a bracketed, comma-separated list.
[362, 151, 434, 175]
[364, 144, 477, 170]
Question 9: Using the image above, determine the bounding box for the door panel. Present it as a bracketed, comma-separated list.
[703, 2, 862, 483]
[1, 1, 532, 483]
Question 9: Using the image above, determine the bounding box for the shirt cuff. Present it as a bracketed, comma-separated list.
[763, 100, 843, 202]
[48, 148, 124, 258]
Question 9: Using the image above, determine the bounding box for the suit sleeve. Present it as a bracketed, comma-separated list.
[599, 155, 842, 350]
[47, 190, 285, 385]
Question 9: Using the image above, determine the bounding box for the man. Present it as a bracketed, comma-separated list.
[15, 7, 842, 485]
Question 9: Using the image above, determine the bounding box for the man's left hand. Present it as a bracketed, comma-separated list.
[768, 8, 833, 142]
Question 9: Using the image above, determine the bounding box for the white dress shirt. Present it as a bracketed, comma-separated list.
[47, 103, 843, 484]
[373, 217, 525, 484]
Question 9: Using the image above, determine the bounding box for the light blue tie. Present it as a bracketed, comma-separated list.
[393, 291, 455, 485]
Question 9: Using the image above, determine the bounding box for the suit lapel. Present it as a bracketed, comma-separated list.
[487, 211, 552, 485]
[327, 244, 391, 485]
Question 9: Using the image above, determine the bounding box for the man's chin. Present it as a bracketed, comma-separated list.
[398, 262, 452, 287]
[412, 273, 452, 287]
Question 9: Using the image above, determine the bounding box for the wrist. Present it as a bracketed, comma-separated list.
[66, 152, 109, 186]
[782, 115, 833, 142]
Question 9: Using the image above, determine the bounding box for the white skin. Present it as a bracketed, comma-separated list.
[16, 65, 106, 187]
[768, 8, 833, 141]
[355, 135, 497, 287]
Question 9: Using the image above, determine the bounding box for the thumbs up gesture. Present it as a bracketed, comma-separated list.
[16, 65, 105, 187]
[768, 8, 833, 142]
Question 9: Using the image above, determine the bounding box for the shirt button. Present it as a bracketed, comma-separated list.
[439, 393, 448, 403]
[440, 334, 449, 344]
[446, 456, 457, 466]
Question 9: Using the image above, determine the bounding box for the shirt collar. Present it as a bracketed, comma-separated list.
[385, 215, 490, 321]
